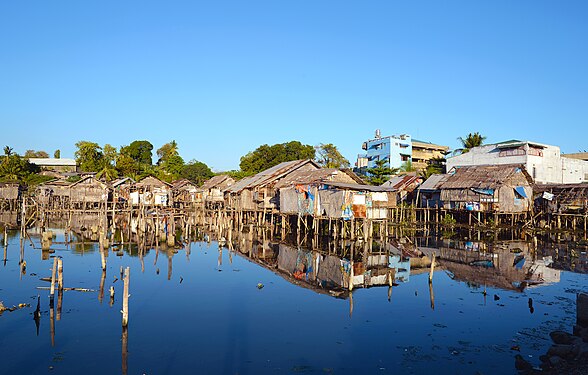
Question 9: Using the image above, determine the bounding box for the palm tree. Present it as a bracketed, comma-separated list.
[3, 146, 13, 157]
[456, 132, 486, 153]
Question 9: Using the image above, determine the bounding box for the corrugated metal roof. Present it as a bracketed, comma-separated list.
[135, 176, 172, 188]
[201, 175, 234, 190]
[225, 159, 319, 193]
[28, 158, 77, 166]
[274, 168, 362, 189]
[381, 175, 422, 190]
[440, 164, 532, 190]
[418, 174, 449, 191]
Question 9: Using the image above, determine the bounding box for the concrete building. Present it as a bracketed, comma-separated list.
[28, 158, 77, 173]
[446, 140, 588, 184]
[355, 130, 448, 174]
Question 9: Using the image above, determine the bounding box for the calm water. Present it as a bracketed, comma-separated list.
[1, 227, 587, 375]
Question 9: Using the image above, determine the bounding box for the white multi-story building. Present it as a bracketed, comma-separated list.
[446, 140, 588, 184]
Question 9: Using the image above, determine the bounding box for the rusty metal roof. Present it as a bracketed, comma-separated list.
[418, 174, 449, 191]
[381, 175, 423, 191]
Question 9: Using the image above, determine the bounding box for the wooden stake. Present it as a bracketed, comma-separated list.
[50, 257, 58, 303]
[429, 254, 436, 284]
[57, 258, 63, 292]
[122, 267, 130, 327]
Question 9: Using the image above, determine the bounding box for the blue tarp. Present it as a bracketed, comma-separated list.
[471, 188, 494, 196]
[514, 186, 527, 198]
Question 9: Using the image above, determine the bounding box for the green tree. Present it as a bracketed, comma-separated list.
[96, 144, 119, 181]
[457, 132, 486, 154]
[24, 150, 49, 158]
[315, 143, 350, 168]
[367, 159, 397, 185]
[420, 157, 446, 179]
[156, 140, 179, 165]
[0, 150, 34, 182]
[120, 140, 153, 165]
[399, 160, 416, 173]
[75, 141, 103, 172]
[157, 154, 185, 182]
[181, 160, 214, 185]
[54, 149, 61, 159]
[239, 141, 315, 175]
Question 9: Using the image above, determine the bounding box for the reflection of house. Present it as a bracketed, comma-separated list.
[439, 164, 534, 213]
[130, 176, 172, 206]
[69, 176, 110, 209]
[224, 159, 320, 211]
[200, 175, 235, 208]
[437, 240, 560, 291]
[447, 140, 588, 184]
[417, 174, 448, 208]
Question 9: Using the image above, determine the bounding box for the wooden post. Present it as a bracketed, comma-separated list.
[50, 257, 58, 304]
[57, 258, 63, 292]
[428, 254, 436, 284]
[122, 325, 128, 375]
[122, 267, 130, 327]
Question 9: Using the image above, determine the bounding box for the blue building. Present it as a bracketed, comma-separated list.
[357, 130, 412, 172]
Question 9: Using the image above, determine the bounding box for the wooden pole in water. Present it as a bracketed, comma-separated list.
[50, 257, 58, 304]
[122, 267, 130, 327]
[122, 325, 128, 375]
[428, 254, 436, 284]
[57, 258, 63, 292]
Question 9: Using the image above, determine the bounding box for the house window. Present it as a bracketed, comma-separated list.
[499, 147, 525, 157]
[584, 173, 588, 181]
[532, 167, 536, 179]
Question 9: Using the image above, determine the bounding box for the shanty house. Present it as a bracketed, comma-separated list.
[0, 182, 24, 210]
[417, 174, 449, 208]
[534, 183, 588, 213]
[172, 179, 200, 208]
[35, 179, 72, 209]
[439, 165, 534, 213]
[69, 176, 110, 209]
[224, 159, 320, 211]
[111, 177, 135, 205]
[200, 175, 235, 208]
[130, 176, 172, 206]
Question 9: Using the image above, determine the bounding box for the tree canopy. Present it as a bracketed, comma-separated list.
[366, 159, 397, 185]
[24, 150, 49, 158]
[457, 132, 486, 153]
[75, 141, 104, 172]
[181, 159, 214, 185]
[315, 143, 350, 169]
[121, 140, 153, 165]
[239, 141, 315, 175]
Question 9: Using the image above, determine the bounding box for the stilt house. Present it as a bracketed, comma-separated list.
[439, 165, 534, 213]
[200, 175, 235, 208]
[69, 176, 111, 209]
[224, 159, 320, 211]
[130, 176, 172, 206]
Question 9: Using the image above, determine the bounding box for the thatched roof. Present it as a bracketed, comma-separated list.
[134, 176, 172, 189]
[440, 164, 533, 190]
[225, 159, 320, 193]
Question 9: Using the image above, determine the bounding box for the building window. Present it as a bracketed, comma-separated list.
[499, 147, 525, 157]
[532, 167, 536, 179]
[528, 147, 543, 157]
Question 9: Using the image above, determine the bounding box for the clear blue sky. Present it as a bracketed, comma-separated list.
[1, 1, 587, 171]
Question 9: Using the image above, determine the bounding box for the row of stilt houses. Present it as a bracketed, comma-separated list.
[1, 159, 588, 235]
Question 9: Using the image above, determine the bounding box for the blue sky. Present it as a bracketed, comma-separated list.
[1, 1, 587, 171]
